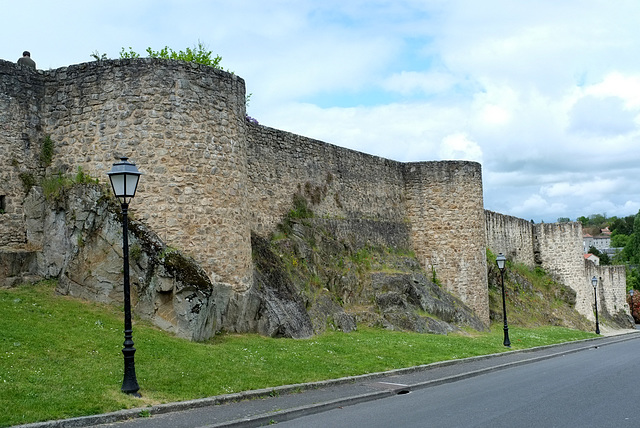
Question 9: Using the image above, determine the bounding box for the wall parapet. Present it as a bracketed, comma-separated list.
[485, 210, 535, 267]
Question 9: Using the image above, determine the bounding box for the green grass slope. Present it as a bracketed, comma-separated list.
[1, 280, 595, 426]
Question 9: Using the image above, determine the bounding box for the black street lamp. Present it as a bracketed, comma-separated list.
[592, 275, 600, 335]
[630, 290, 636, 326]
[496, 253, 511, 347]
[108, 157, 142, 396]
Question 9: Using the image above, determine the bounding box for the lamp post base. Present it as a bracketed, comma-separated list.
[503, 326, 511, 347]
[121, 336, 140, 396]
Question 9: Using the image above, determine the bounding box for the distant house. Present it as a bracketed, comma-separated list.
[583, 232, 610, 253]
[584, 253, 600, 266]
[583, 233, 593, 252]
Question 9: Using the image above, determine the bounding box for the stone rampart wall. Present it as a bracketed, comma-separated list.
[7, 58, 628, 330]
[534, 222, 595, 318]
[0, 61, 44, 246]
[485, 210, 535, 267]
[246, 125, 489, 321]
[246, 124, 407, 236]
[1, 59, 490, 323]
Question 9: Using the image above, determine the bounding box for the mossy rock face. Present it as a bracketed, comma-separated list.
[161, 251, 211, 293]
[254, 218, 487, 335]
[242, 233, 314, 338]
[553, 283, 576, 306]
[370, 272, 486, 333]
[307, 292, 356, 334]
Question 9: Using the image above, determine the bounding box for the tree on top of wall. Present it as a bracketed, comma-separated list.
[119, 41, 224, 69]
[91, 41, 224, 70]
[91, 43, 258, 124]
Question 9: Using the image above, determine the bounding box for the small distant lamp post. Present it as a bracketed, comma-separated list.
[108, 157, 142, 396]
[496, 253, 511, 347]
[592, 275, 600, 335]
[630, 290, 636, 325]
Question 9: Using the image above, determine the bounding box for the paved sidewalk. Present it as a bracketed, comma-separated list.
[18, 331, 640, 428]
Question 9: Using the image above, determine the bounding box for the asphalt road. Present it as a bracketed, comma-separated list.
[276, 334, 640, 428]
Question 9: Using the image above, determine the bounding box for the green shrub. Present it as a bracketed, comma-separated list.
[75, 166, 99, 184]
[288, 193, 313, 219]
[41, 167, 99, 202]
[19, 172, 36, 193]
[40, 135, 54, 166]
[41, 173, 73, 201]
[119, 41, 224, 69]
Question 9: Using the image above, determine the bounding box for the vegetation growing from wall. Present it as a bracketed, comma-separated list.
[486, 250, 591, 331]
[41, 167, 100, 202]
[39, 135, 54, 167]
[90, 41, 226, 70]
[259, 193, 486, 335]
[120, 42, 223, 69]
[19, 172, 36, 193]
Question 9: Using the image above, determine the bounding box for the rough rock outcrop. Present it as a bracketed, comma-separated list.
[0, 249, 40, 287]
[16, 183, 318, 340]
[265, 217, 487, 335]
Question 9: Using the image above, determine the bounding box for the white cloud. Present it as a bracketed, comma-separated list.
[382, 71, 457, 96]
[258, 101, 465, 162]
[439, 133, 483, 162]
[541, 179, 618, 199]
[568, 95, 639, 136]
[584, 72, 640, 109]
[622, 201, 640, 215]
[478, 104, 511, 126]
[510, 194, 568, 220]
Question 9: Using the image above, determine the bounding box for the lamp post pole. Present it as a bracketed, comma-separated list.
[120, 200, 139, 395]
[630, 289, 635, 325]
[496, 253, 511, 347]
[592, 276, 600, 335]
[108, 157, 142, 396]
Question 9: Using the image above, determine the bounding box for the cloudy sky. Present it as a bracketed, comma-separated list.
[3, 0, 640, 223]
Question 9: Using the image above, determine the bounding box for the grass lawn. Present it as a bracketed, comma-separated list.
[0, 281, 596, 427]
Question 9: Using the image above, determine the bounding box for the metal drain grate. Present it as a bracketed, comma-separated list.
[368, 382, 412, 395]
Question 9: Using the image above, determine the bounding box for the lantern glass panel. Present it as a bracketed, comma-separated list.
[110, 173, 126, 198]
[125, 174, 139, 197]
[496, 253, 506, 270]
